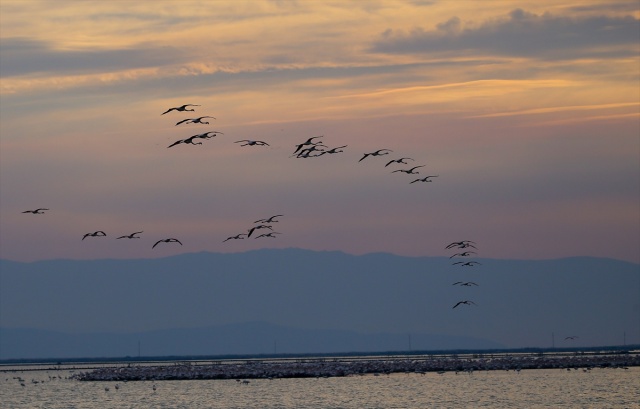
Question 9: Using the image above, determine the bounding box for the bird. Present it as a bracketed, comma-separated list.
[223, 234, 247, 242]
[293, 136, 324, 154]
[247, 224, 273, 237]
[255, 232, 282, 238]
[294, 144, 328, 158]
[317, 145, 347, 156]
[410, 175, 438, 183]
[359, 149, 392, 162]
[565, 336, 579, 340]
[193, 131, 223, 139]
[453, 300, 477, 308]
[452, 261, 482, 267]
[175, 116, 215, 126]
[22, 208, 49, 214]
[254, 215, 283, 223]
[449, 251, 477, 258]
[152, 238, 182, 248]
[391, 165, 425, 175]
[82, 231, 106, 240]
[446, 240, 477, 249]
[167, 135, 204, 148]
[235, 140, 269, 146]
[385, 157, 414, 167]
[117, 231, 143, 239]
[161, 104, 200, 115]
[452, 281, 479, 286]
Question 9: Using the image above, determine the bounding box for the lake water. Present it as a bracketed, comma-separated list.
[1, 365, 638, 408]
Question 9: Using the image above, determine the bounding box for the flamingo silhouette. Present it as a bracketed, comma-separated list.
[161, 104, 200, 115]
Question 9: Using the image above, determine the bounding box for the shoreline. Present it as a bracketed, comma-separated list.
[71, 352, 640, 381]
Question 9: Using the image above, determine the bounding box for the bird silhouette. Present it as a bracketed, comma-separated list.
[452, 261, 482, 267]
[293, 136, 324, 154]
[223, 233, 247, 242]
[445, 240, 477, 249]
[235, 140, 269, 146]
[116, 231, 143, 239]
[193, 131, 223, 139]
[255, 232, 282, 238]
[294, 144, 327, 157]
[452, 281, 479, 286]
[247, 224, 273, 237]
[254, 215, 283, 223]
[175, 116, 215, 126]
[453, 300, 477, 308]
[565, 336, 579, 340]
[167, 135, 204, 148]
[385, 157, 414, 167]
[161, 104, 200, 115]
[359, 149, 392, 162]
[392, 165, 425, 175]
[449, 251, 476, 258]
[317, 145, 347, 156]
[152, 238, 182, 248]
[410, 175, 438, 183]
[82, 231, 106, 240]
[22, 208, 49, 214]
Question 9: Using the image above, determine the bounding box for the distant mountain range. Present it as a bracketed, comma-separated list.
[1, 248, 638, 359]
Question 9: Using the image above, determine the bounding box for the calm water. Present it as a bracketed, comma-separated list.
[1, 365, 638, 408]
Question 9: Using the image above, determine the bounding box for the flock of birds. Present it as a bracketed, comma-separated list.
[23, 103, 440, 248]
[22, 103, 489, 315]
[446, 240, 480, 309]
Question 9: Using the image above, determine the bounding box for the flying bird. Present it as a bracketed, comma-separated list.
[223, 234, 247, 242]
[247, 224, 273, 237]
[449, 251, 476, 258]
[82, 231, 106, 240]
[235, 140, 269, 146]
[317, 145, 347, 156]
[117, 231, 143, 239]
[161, 104, 200, 115]
[193, 131, 223, 139]
[385, 157, 414, 167]
[359, 149, 392, 162]
[452, 281, 479, 286]
[446, 240, 477, 249]
[410, 175, 438, 183]
[255, 232, 282, 238]
[293, 136, 324, 154]
[254, 215, 283, 224]
[392, 165, 425, 175]
[152, 238, 182, 248]
[452, 261, 482, 267]
[565, 336, 579, 340]
[22, 208, 49, 214]
[453, 300, 477, 309]
[175, 116, 215, 126]
[167, 135, 204, 148]
[294, 144, 327, 158]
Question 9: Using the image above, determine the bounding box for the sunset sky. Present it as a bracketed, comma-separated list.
[1, 0, 638, 263]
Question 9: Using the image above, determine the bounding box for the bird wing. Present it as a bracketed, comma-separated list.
[152, 240, 162, 248]
[167, 140, 184, 148]
[175, 118, 191, 126]
[358, 153, 370, 162]
[161, 108, 175, 115]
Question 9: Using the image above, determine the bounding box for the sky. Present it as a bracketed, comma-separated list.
[1, 0, 639, 264]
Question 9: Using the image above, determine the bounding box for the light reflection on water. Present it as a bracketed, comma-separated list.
[1, 367, 638, 409]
